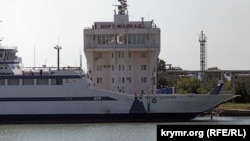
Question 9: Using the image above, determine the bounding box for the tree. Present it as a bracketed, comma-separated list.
[156, 58, 175, 89]
[157, 58, 167, 89]
[175, 77, 203, 94]
[234, 83, 250, 103]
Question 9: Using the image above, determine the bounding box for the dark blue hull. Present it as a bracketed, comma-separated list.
[0, 113, 200, 124]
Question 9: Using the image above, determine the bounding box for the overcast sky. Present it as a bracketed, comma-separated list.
[0, 0, 250, 71]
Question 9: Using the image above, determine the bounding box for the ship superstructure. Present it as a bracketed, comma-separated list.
[84, 0, 160, 95]
[0, 40, 23, 76]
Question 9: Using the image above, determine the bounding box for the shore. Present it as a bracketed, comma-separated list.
[213, 102, 250, 116]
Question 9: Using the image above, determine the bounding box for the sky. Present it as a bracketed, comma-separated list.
[0, 0, 250, 71]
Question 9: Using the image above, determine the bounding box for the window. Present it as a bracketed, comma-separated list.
[98, 34, 116, 44]
[96, 52, 102, 59]
[8, 79, 19, 85]
[23, 79, 34, 85]
[128, 34, 145, 44]
[128, 34, 132, 44]
[122, 65, 124, 71]
[98, 35, 102, 44]
[112, 78, 114, 83]
[141, 77, 147, 83]
[138, 34, 145, 44]
[0, 79, 4, 85]
[37, 79, 48, 85]
[127, 77, 131, 83]
[141, 65, 147, 70]
[97, 78, 102, 84]
[141, 52, 147, 58]
[132, 34, 136, 44]
[109, 34, 116, 44]
[122, 77, 125, 83]
[112, 65, 114, 71]
[97, 65, 102, 71]
[129, 65, 132, 71]
[117, 34, 127, 44]
[101, 34, 105, 44]
[51, 79, 63, 85]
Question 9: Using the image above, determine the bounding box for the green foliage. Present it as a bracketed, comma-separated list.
[225, 81, 232, 90]
[234, 83, 250, 103]
[156, 59, 226, 94]
[175, 77, 205, 94]
[156, 58, 174, 89]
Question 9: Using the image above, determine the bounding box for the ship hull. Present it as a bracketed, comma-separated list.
[0, 72, 237, 124]
[0, 113, 199, 124]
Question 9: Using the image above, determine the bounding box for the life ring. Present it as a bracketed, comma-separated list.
[152, 98, 157, 103]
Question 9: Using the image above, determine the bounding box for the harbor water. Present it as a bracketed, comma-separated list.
[0, 116, 249, 141]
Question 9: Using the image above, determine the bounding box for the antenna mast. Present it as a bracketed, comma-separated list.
[199, 31, 207, 81]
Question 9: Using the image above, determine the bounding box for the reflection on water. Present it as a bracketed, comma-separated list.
[0, 116, 249, 141]
[192, 116, 250, 125]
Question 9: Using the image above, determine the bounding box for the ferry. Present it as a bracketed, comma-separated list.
[0, 0, 237, 123]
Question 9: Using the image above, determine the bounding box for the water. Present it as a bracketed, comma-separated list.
[0, 116, 249, 141]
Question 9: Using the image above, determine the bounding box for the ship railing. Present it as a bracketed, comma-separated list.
[22, 66, 82, 75]
[0, 58, 20, 62]
[0, 46, 18, 50]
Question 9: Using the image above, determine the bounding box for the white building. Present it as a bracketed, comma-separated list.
[84, 0, 160, 95]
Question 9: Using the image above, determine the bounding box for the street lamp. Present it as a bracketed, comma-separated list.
[54, 45, 62, 70]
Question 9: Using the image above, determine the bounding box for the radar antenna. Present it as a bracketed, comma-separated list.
[113, 0, 128, 15]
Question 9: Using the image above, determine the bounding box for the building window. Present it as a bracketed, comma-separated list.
[97, 78, 102, 84]
[98, 35, 102, 44]
[141, 65, 147, 70]
[98, 34, 116, 44]
[96, 52, 102, 59]
[141, 77, 147, 83]
[127, 77, 131, 83]
[138, 34, 145, 44]
[141, 52, 147, 58]
[128, 34, 145, 44]
[97, 65, 102, 71]
[122, 65, 124, 71]
[112, 65, 114, 71]
[117, 34, 126, 44]
[112, 78, 114, 83]
[122, 77, 125, 83]
[129, 52, 131, 58]
[119, 65, 121, 71]
[129, 65, 131, 71]
[101, 34, 105, 44]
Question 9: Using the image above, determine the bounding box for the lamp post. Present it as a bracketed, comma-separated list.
[54, 45, 62, 70]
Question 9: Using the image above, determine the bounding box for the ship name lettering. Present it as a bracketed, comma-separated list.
[100, 24, 144, 29]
